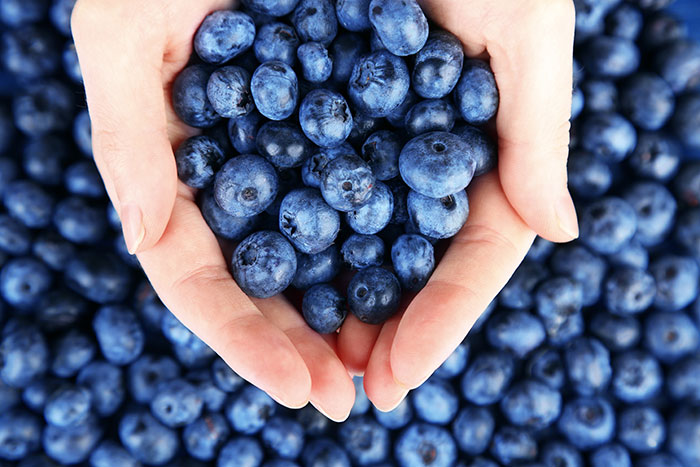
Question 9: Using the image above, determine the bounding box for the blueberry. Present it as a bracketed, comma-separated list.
[302, 438, 352, 466]
[612, 350, 662, 403]
[36, 289, 87, 331]
[251, 61, 300, 120]
[302, 284, 346, 334]
[341, 234, 384, 269]
[454, 60, 499, 125]
[395, 423, 457, 467]
[350, 375, 371, 416]
[489, 426, 537, 465]
[526, 236, 555, 263]
[404, 99, 457, 137]
[76, 361, 123, 416]
[296, 406, 332, 436]
[64, 161, 105, 198]
[535, 277, 585, 346]
[604, 267, 656, 315]
[674, 161, 700, 207]
[119, 410, 178, 465]
[0, 257, 52, 310]
[93, 306, 144, 366]
[400, 131, 476, 199]
[261, 417, 305, 460]
[551, 244, 607, 306]
[226, 386, 276, 434]
[73, 109, 91, 156]
[654, 39, 700, 94]
[337, 416, 389, 465]
[292, 0, 338, 45]
[44, 385, 91, 428]
[582, 79, 618, 113]
[387, 89, 419, 128]
[642, 11, 686, 49]
[210, 358, 243, 395]
[330, 33, 368, 84]
[50, 0, 75, 36]
[297, 42, 333, 83]
[671, 92, 700, 149]
[3, 180, 54, 229]
[347, 111, 382, 147]
[228, 110, 263, 154]
[1, 26, 60, 80]
[486, 310, 546, 358]
[668, 407, 700, 467]
[557, 397, 615, 450]
[23, 135, 68, 186]
[590, 444, 632, 467]
[199, 189, 257, 241]
[650, 255, 699, 311]
[345, 181, 393, 235]
[257, 121, 312, 169]
[22, 379, 58, 414]
[590, 312, 641, 351]
[242, 0, 300, 16]
[348, 50, 410, 117]
[407, 190, 469, 239]
[620, 73, 675, 131]
[580, 197, 637, 254]
[218, 437, 264, 467]
[43, 414, 101, 465]
[606, 3, 643, 39]
[461, 351, 515, 406]
[302, 144, 354, 188]
[527, 348, 565, 389]
[412, 30, 464, 99]
[279, 188, 340, 254]
[172, 65, 221, 129]
[347, 266, 400, 324]
[581, 35, 640, 78]
[452, 125, 497, 177]
[499, 261, 549, 309]
[182, 414, 230, 461]
[254, 22, 300, 65]
[90, 441, 139, 467]
[668, 355, 700, 402]
[644, 311, 699, 363]
[150, 379, 203, 428]
[214, 155, 278, 217]
[618, 406, 666, 454]
[0, 0, 48, 27]
[628, 132, 681, 182]
[64, 251, 131, 304]
[372, 398, 413, 430]
[205, 66, 253, 119]
[572, 0, 608, 42]
[53, 197, 107, 244]
[412, 378, 458, 425]
[541, 442, 584, 467]
[292, 246, 341, 289]
[0, 214, 30, 256]
[299, 89, 353, 148]
[451, 406, 493, 455]
[638, 453, 684, 467]
[358, 131, 400, 181]
[500, 379, 562, 430]
[368, 0, 427, 56]
[0, 324, 48, 388]
[565, 337, 612, 396]
[233, 230, 297, 298]
[320, 153, 375, 212]
[390, 234, 434, 292]
[127, 355, 179, 404]
[0, 410, 41, 460]
[580, 113, 637, 163]
[51, 331, 95, 378]
[335, 0, 370, 31]
[194, 10, 255, 64]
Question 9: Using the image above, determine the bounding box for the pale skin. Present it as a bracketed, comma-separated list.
[71, 0, 577, 421]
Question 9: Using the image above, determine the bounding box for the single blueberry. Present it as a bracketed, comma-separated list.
[591, 444, 632, 467]
[454, 60, 499, 125]
[64, 161, 105, 198]
[36, 289, 87, 331]
[150, 379, 203, 428]
[214, 155, 278, 218]
[565, 337, 612, 396]
[172, 65, 221, 129]
[620, 73, 675, 130]
[292, 246, 340, 289]
[390, 234, 434, 292]
[407, 190, 469, 239]
[642, 11, 686, 49]
[337, 416, 389, 465]
[404, 99, 457, 136]
[341, 234, 385, 269]
[580, 113, 637, 162]
[254, 22, 300, 65]
[226, 386, 276, 434]
[671, 92, 700, 150]
[320, 153, 375, 212]
[461, 351, 515, 406]
[527, 347, 565, 389]
[347, 266, 400, 324]
[606, 3, 643, 39]
[126, 355, 179, 404]
[368, 0, 428, 56]
[590, 312, 641, 351]
[0, 410, 41, 460]
[206, 66, 253, 119]
[500, 379, 562, 430]
[251, 61, 299, 121]
[395, 423, 457, 467]
[540, 442, 584, 467]
[232, 231, 297, 298]
[0, 324, 48, 388]
[0, 214, 30, 256]
[372, 398, 413, 430]
[489, 426, 538, 465]
[261, 417, 305, 459]
[412, 378, 458, 425]
[535, 277, 585, 346]
[42, 414, 101, 465]
[257, 121, 312, 169]
[605, 267, 656, 315]
[335, 0, 370, 31]
[50, 331, 95, 378]
[346, 181, 393, 235]
[53, 196, 107, 244]
[582, 79, 619, 113]
[609, 238, 649, 270]
[194, 10, 255, 64]
[486, 310, 546, 358]
[551, 244, 607, 306]
[64, 251, 131, 304]
[93, 306, 144, 366]
[348, 50, 410, 117]
[650, 255, 699, 311]
[299, 89, 353, 148]
[568, 151, 613, 199]
[618, 406, 666, 454]
[654, 39, 700, 94]
[412, 30, 464, 99]
[3, 180, 54, 229]
[557, 397, 615, 450]
[182, 414, 230, 461]
[22, 135, 68, 186]
[452, 406, 494, 455]
[119, 410, 178, 465]
[200, 188, 258, 241]
[218, 437, 264, 467]
[580, 196, 637, 254]
[628, 132, 681, 182]
[302, 284, 346, 333]
[611, 350, 662, 403]
[90, 441, 139, 467]
[0, 257, 51, 310]
[297, 42, 333, 83]
[279, 188, 340, 254]
[44, 385, 91, 428]
[581, 35, 640, 78]
[668, 355, 700, 402]
[228, 110, 263, 154]
[292, 0, 338, 45]
[644, 311, 699, 363]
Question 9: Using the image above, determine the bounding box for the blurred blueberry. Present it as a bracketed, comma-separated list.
[580, 197, 637, 254]
[535, 277, 584, 346]
[527, 348, 565, 389]
[395, 423, 457, 467]
[0, 410, 41, 460]
[668, 355, 700, 402]
[44, 385, 91, 428]
[1, 26, 60, 80]
[127, 355, 179, 404]
[540, 441, 583, 467]
[581, 35, 640, 78]
[411, 378, 458, 425]
[262, 417, 305, 459]
[338, 416, 389, 465]
[64, 251, 132, 304]
[500, 380, 562, 430]
[486, 310, 545, 358]
[568, 151, 613, 199]
[218, 437, 264, 467]
[620, 73, 675, 130]
[53, 197, 107, 244]
[551, 244, 607, 306]
[183, 414, 230, 461]
[650, 255, 699, 311]
[655, 39, 700, 94]
[461, 351, 515, 406]
[226, 386, 277, 434]
[302, 438, 351, 466]
[590, 312, 641, 351]
[64, 161, 105, 198]
[51, 331, 95, 378]
[590, 443, 631, 467]
[434, 342, 469, 380]
[90, 440, 139, 467]
[4, 180, 54, 229]
[565, 337, 612, 396]
[43, 414, 101, 465]
[0, 323, 48, 388]
[557, 397, 615, 450]
[489, 426, 537, 465]
[93, 306, 144, 366]
[119, 410, 178, 465]
[77, 361, 124, 416]
[605, 267, 656, 315]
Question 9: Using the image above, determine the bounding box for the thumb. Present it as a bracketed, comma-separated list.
[491, 0, 579, 243]
[72, 1, 177, 254]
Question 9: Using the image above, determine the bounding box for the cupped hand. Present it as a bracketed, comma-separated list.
[344, 0, 578, 410]
[71, 0, 356, 420]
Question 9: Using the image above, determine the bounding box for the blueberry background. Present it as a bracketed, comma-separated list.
[2, 0, 700, 466]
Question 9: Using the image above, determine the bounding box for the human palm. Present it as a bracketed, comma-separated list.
[72, 0, 576, 420]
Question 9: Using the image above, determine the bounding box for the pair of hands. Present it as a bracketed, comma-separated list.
[71, 0, 578, 421]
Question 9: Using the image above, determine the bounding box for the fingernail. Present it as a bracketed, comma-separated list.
[310, 401, 348, 423]
[393, 375, 412, 391]
[121, 204, 146, 255]
[268, 392, 308, 410]
[375, 389, 409, 413]
[555, 191, 579, 240]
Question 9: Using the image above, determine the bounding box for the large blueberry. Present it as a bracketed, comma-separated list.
[194, 10, 255, 64]
[251, 61, 299, 121]
[254, 22, 300, 66]
[336, 0, 371, 31]
[460, 351, 515, 406]
[297, 42, 333, 83]
[413, 30, 464, 99]
[348, 50, 409, 117]
[299, 89, 353, 148]
[347, 266, 400, 324]
[206, 66, 253, 119]
[93, 306, 144, 366]
[452, 406, 494, 455]
[279, 188, 340, 254]
[302, 284, 346, 333]
[391, 234, 434, 292]
[341, 234, 384, 269]
[199, 188, 258, 241]
[407, 190, 469, 239]
[256, 121, 312, 169]
[320, 153, 375, 212]
[620, 73, 675, 131]
[292, 0, 338, 45]
[346, 181, 393, 235]
[368, 0, 428, 56]
[454, 60, 499, 125]
[580, 112, 637, 162]
[292, 246, 340, 289]
[400, 131, 476, 199]
[580, 197, 637, 254]
[214, 154, 278, 218]
[172, 65, 221, 129]
[64, 251, 131, 304]
[175, 135, 226, 190]
[232, 231, 297, 298]
[404, 99, 457, 136]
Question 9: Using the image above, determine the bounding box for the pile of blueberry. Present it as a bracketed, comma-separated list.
[173, 0, 499, 332]
[0, 0, 699, 466]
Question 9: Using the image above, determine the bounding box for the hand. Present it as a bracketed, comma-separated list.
[71, 0, 356, 421]
[346, 0, 578, 410]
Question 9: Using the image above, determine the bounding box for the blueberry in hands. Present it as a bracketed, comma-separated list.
[391, 234, 435, 291]
[232, 231, 297, 298]
[199, 188, 258, 242]
[399, 131, 476, 199]
[299, 89, 353, 148]
[279, 188, 340, 254]
[320, 153, 375, 212]
[172, 65, 221, 129]
[368, 0, 428, 56]
[360, 130, 401, 181]
[256, 121, 312, 169]
[302, 143, 355, 188]
[348, 50, 410, 117]
[254, 23, 300, 66]
[194, 10, 256, 64]
[452, 125, 497, 176]
[413, 30, 465, 99]
[302, 284, 347, 333]
[206, 66, 253, 119]
[341, 234, 385, 269]
[404, 99, 457, 136]
[292, 246, 341, 289]
[242, 0, 300, 17]
[347, 266, 401, 324]
[407, 190, 470, 239]
[454, 60, 499, 125]
[346, 181, 393, 235]
[175, 136, 226, 189]
[251, 61, 299, 121]
[214, 155, 278, 218]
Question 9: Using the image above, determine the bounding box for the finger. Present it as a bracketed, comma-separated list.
[137, 186, 312, 407]
[337, 314, 382, 376]
[419, 0, 578, 242]
[363, 314, 409, 412]
[390, 173, 535, 388]
[252, 295, 356, 422]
